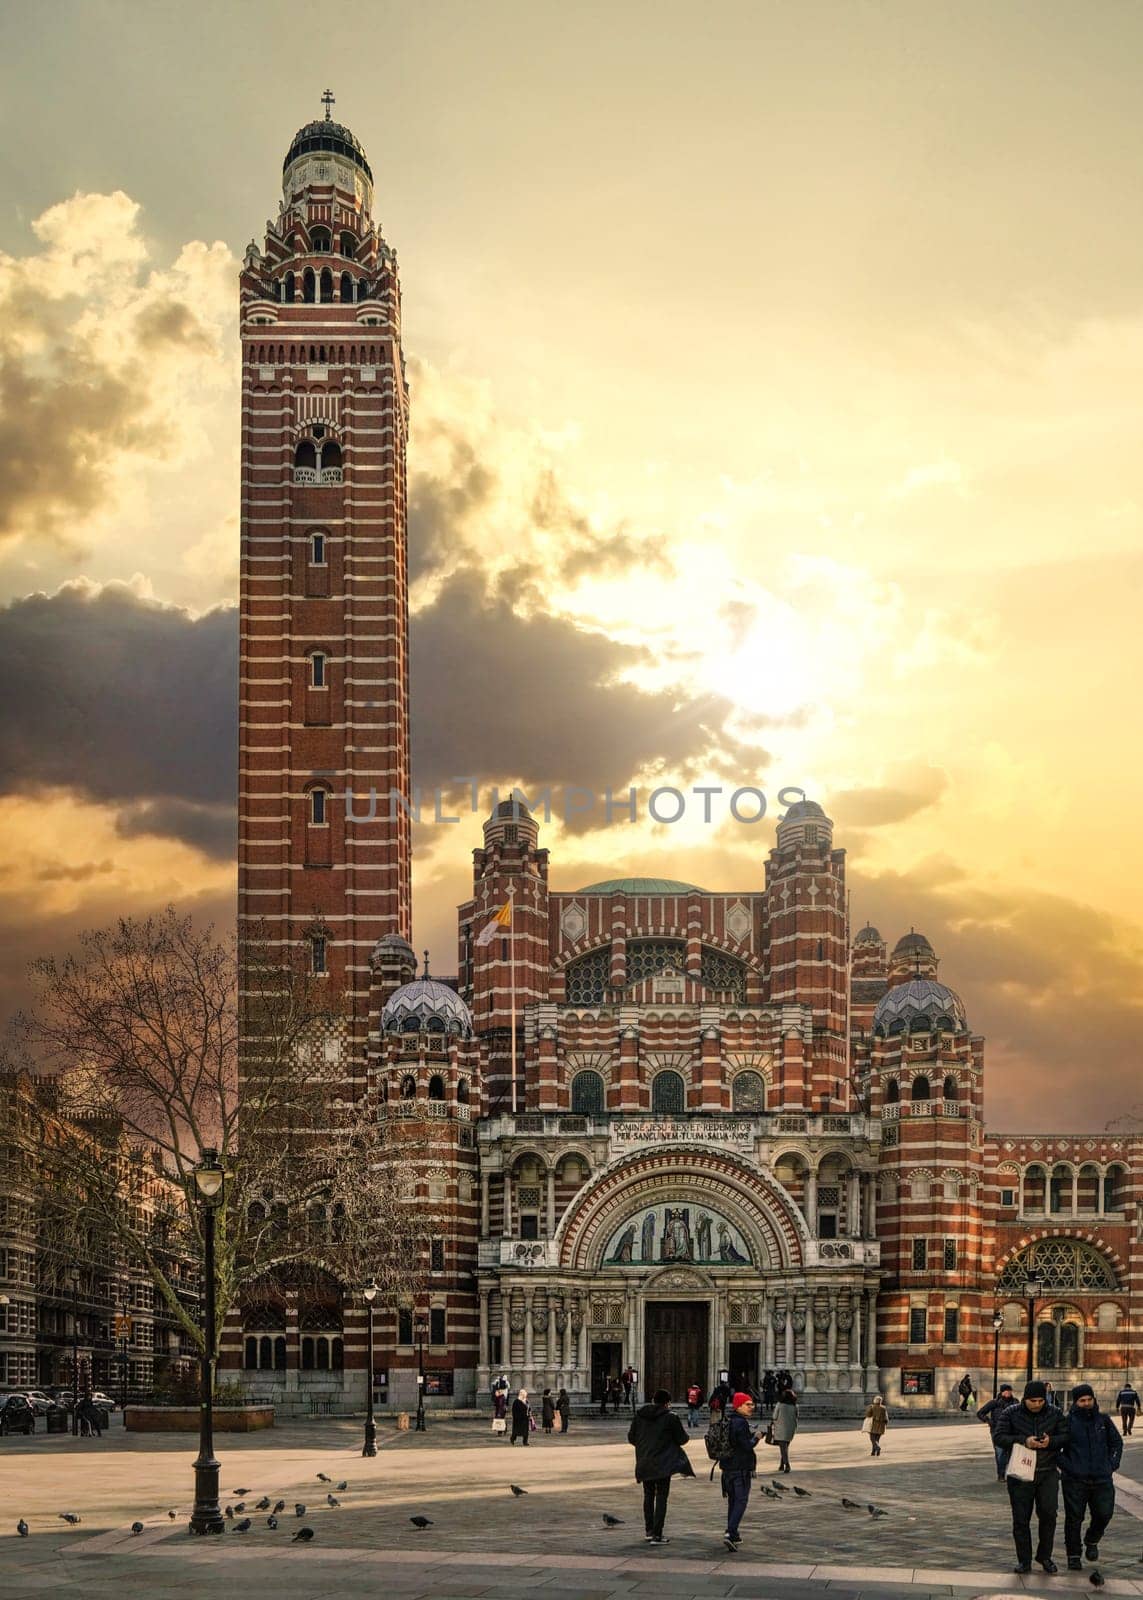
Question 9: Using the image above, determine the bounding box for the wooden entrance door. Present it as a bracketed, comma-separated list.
[644, 1301, 709, 1400]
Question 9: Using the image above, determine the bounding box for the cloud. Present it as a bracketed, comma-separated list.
[0, 578, 237, 854]
[0, 192, 235, 554]
[885, 458, 967, 502]
[829, 764, 949, 828]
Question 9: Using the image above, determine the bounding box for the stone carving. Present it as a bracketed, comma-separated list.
[813, 1300, 832, 1332]
[836, 1303, 854, 1332]
[770, 1302, 786, 1332]
[791, 1305, 806, 1333]
[532, 1306, 549, 1334]
[570, 1297, 584, 1335]
[554, 1303, 568, 1335]
[509, 1305, 526, 1333]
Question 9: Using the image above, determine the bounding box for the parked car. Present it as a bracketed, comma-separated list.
[23, 1391, 56, 1416]
[89, 1392, 118, 1411]
[0, 1394, 36, 1435]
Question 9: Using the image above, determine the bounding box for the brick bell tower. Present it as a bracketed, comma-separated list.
[238, 96, 412, 1079]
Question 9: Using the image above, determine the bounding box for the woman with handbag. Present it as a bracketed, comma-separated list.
[771, 1383, 798, 1473]
[510, 1388, 531, 1446]
[863, 1395, 889, 1457]
[541, 1388, 555, 1433]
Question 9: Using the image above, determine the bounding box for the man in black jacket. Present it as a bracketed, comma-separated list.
[627, 1389, 694, 1545]
[1115, 1381, 1139, 1436]
[977, 1384, 1016, 1480]
[1060, 1383, 1123, 1570]
[994, 1379, 1070, 1574]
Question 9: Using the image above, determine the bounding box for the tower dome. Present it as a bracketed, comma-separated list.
[892, 930, 935, 959]
[774, 797, 833, 852]
[380, 977, 473, 1038]
[369, 932, 416, 968]
[854, 923, 883, 945]
[284, 116, 373, 182]
[872, 978, 967, 1036]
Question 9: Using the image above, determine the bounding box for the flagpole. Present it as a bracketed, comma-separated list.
[508, 884, 518, 1115]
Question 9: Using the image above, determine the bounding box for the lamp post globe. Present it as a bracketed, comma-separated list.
[362, 1282, 378, 1457]
[188, 1147, 226, 1536]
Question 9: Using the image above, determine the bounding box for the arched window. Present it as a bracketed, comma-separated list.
[570, 1069, 604, 1116]
[244, 1336, 257, 1368]
[340, 272, 353, 303]
[315, 1337, 330, 1371]
[456, 1078, 470, 1103]
[332, 1336, 344, 1369]
[565, 948, 609, 1005]
[400, 1074, 416, 1099]
[320, 268, 334, 303]
[310, 935, 327, 976]
[284, 272, 295, 302]
[311, 227, 331, 252]
[340, 231, 357, 258]
[310, 532, 326, 565]
[651, 1070, 685, 1114]
[295, 439, 317, 472]
[301, 1337, 315, 1371]
[942, 1075, 957, 1101]
[303, 268, 315, 302]
[732, 1070, 765, 1113]
[428, 1074, 445, 1101]
[884, 1079, 900, 1104]
[274, 1336, 286, 1370]
[911, 1075, 931, 1102]
[259, 1335, 272, 1368]
[311, 651, 326, 688]
[322, 441, 342, 468]
[1104, 1164, 1127, 1210]
[998, 1240, 1118, 1293]
[1050, 1164, 1071, 1214]
[309, 788, 327, 825]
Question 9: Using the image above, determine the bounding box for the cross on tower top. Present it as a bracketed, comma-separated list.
[321, 89, 335, 120]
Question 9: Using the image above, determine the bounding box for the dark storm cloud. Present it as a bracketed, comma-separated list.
[0, 580, 238, 855]
[410, 565, 759, 818]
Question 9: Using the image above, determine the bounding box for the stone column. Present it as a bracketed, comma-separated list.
[1070, 1169, 1079, 1216]
[865, 1292, 878, 1374]
[478, 1283, 490, 1368]
[827, 1291, 838, 1365]
[481, 1171, 491, 1236]
[500, 1289, 511, 1369]
[574, 1295, 587, 1379]
[502, 1173, 513, 1238]
[784, 1301, 795, 1366]
[561, 1296, 574, 1372]
[523, 1289, 535, 1369]
[847, 1175, 861, 1237]
[805, 1169, 818, 1236]
[547, 1166, 556, 1237]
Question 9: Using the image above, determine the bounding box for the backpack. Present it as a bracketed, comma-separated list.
[704, 1414, 730, 1462]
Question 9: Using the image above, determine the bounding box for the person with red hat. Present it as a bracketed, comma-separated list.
[720, 1391, 763, 1551]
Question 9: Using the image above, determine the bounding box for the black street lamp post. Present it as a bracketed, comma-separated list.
[1024, 1274, 1043, 1388]
[414, 1316, 427, 1432]
[189, 1148, 225, 1536]
[992, 1310, 1004, 1396]
[119, 1320, 129, 1419]
[70, 1271, 80, 1438]
[362, 1282, 378, 1457]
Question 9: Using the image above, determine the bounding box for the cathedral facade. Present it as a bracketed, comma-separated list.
[230, 109, 1140, 1416]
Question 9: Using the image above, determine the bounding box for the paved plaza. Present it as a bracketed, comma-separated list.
[2, 1414, 1142, 1600]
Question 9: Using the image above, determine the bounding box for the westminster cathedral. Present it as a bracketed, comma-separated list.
[229, 105, 1141, 1417]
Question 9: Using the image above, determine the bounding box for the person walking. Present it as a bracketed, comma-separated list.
[622, 1365, 635, 1406]
[863, 1395, 888, 1457]
[556, 1387, 570, 1435]
[720, 1392, 762, 1551]
[686, 1382, 703, 1429]
[541, 1388, 555, 1434]
[598, 1374, 610, 1416]
[709, 1377, 733, 1417]
[978, 1384, 1018, 1480]
[492, 1374, 510, 1423]
[510, 1388, 531, 1446]
[761, 1370, 777, 1413]
[608, 1376, 623, 1414]
[771, 1381, 798, 1473]
[1115, 1380, 1139, 1436]
[77, 1396, 102, 1438]
[994, 1379, 1069, 1575]
[957, 1373, 976, 1412]
[627, 1387, 695, 1545]
[1060, 1382, 1123, 1570]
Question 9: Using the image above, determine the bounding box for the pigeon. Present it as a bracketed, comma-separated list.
[761, 1486, 780, 1499]
[792, 1485, 811, 1498]
[601, 1514, 624, 1527]
[841, 1498, 863, 1510]
[292, 1526, 314, 1542]
[272, 1500, 285, 1513]
[167, 1510, 177, 1520]
[255, 1497, 271, 1510]
[410, 1516, 433, 1529]
[234, 1518, 252, 1534]
[336, 1481, 347, 1492]
[509, 1485, 528, 1497]
[17, 1520, 29, 1537]
[232, 1488, 249, 1496]
[867, 1504, 889, 1518]
[294, 1503, 306, 1517]
[771, 1480, 790, 1493]
[59, 1514, 81, 1525]
[267, 1516, 278, 1530]
[326, 1495, 341, 1507]
[225, 1506, 234, 1519]
[234, 1502, 246, 1513]
[1091, 1576, 1105, 1590]
[131, 1522, 144, 1536]
[317, 1473, 331, 1483]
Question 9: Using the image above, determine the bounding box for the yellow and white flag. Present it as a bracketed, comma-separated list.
[475, 899, 513, 946]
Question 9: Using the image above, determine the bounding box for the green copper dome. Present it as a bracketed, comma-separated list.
[576, 877, 704, 894]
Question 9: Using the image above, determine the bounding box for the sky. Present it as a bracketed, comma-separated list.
[0, 0, 1141, 1129]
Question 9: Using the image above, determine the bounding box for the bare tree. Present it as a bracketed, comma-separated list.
[12, 906, 434, 1362]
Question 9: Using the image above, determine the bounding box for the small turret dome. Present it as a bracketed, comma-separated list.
[783, 799, 827, 822]
[872, 978, 967, 1036]
[284, 117, 373, 182]
[854, 924, 883, 945]
[369, 932, 416, 968]
[381, 978, 473, 1038]
[893, 930, 934, 956]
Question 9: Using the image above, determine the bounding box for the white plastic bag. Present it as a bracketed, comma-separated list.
[1006, 1442, 1036, 1482]
[861, 1416, 873, 1434]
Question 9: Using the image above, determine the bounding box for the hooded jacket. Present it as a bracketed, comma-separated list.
[976, 1393, 1016, 1438]
[1061, 1400, 1123, 1481]
[627, 1402, 694, 1482]
[993, 1400, 1068, 1475]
